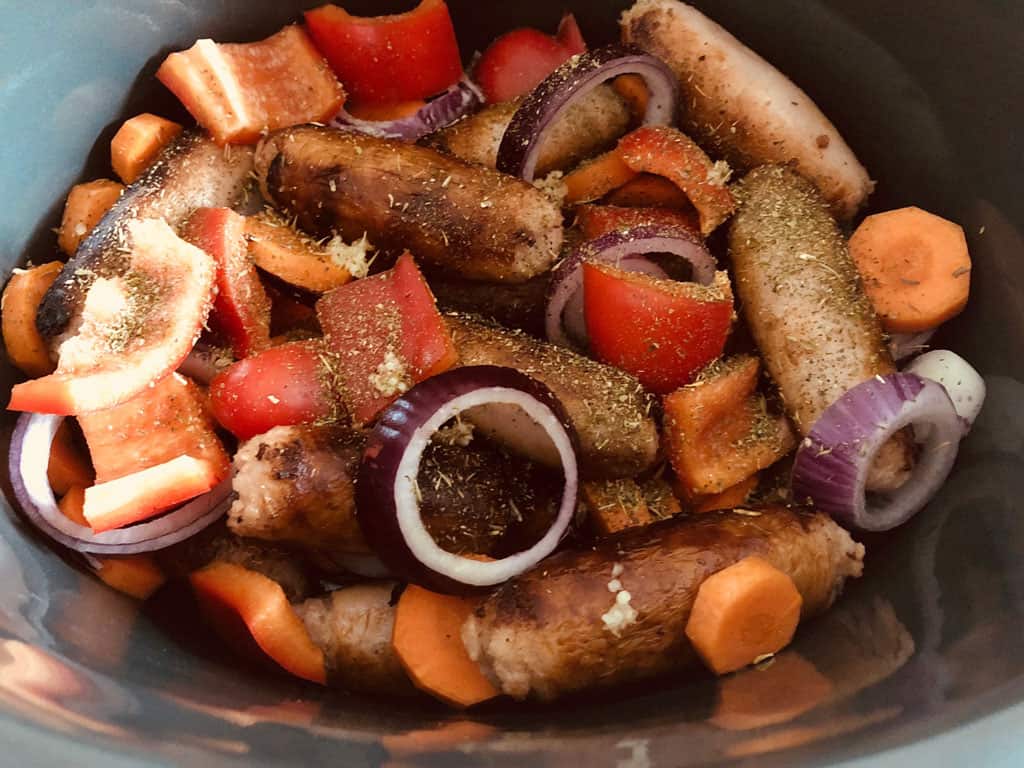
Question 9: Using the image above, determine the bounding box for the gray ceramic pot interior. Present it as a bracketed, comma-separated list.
[1, 1, 1023, 766]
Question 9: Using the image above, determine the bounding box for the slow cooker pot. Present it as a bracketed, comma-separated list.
[1, 1, 1022, 765]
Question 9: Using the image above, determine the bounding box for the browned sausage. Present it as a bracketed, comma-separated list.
[425, 84, 632, 174]
[295, 583, 414, 694]
[621, 0, 872, 219]
[37, 131, 255, 339]
[462, 506, 864, 700]
[446, 313, 660, 479]
[728, 166, 912, 491]
[254, 125, 563, 283]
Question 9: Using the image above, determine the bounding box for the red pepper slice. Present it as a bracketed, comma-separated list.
[305, 0, 462, 106]
[184, 208, 272, 362]
[618, 126, 737, 237]
[157, 25, 345, 145]
[475, 13, 587, 103]
[210, 340, 338, 440]
[184, 208, 271, 359]
[583, 263, 734, 394]
[316, 252, 457, 425]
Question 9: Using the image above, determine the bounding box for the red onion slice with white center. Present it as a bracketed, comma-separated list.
[9, 413, 231, 554]
[496, 45, 678, 182]
[791, 373, 964, 532]
[356, 366, 579, 594]
[546, 224, 716, 348]
[330, 78, 483, 142]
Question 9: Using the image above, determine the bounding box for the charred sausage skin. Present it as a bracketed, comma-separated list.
[463, 506, 863, 700]
[255, 125, 563, 283]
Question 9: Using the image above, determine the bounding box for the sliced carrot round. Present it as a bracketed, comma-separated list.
[685, 555, 803, 675]
[849, 206, 971, 333]
[2, 261, 63, 377]
[392, 585, 498, 708]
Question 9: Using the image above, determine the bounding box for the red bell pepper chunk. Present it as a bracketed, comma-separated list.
[184, 208, 272, 359]
[475, 13, 587, 103]
[618, 126, 737, 237]
[304, 0, 462, 106]
[83, 455, 224, 534]
[78, 370, 231, 485]
[8, 219, 216, 416]
[575, 204, 702, 241]
[210, 340, 338, 440]
[316, 252, 457, 425]
[191, 562, 327, 684]
[583, 263, 734, 395]
[157, 25, 345, 145]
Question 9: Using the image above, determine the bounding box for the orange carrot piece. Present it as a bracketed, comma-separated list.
[2, 261, 63, 377]
[576, 204, 701, 241]
[604, 173, 694, 209]
[613, 74, 649, 120]
[347, 100, 427, 121]
[690, 474, 759, 514]
[57, 180, 124, 255]
[849, 206, 971, 333]
[59, 486, 167, 600]
[563, 149, 639, 205]
[663, 356, 795, 496]
[94, 557, 167, 600]
[711, 652, 834, 730]
[110, 113, 183, 184]
[618, 125, 736, 236]
[245, 213, 352, 293]
[686, 555, 803, 675]
[392, 585, 499, 708]
[58, 485, 89, 526]
[47, 421, 95, 496]
[83, 455, 224, 533]
[191, 561, 326, 684]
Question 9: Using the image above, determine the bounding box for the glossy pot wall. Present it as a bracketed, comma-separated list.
[1, 1, 1023, 766]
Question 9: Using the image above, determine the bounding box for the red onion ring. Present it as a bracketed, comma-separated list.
[9, 413, 231, 554]
[546, 224, 716, 348]
[330, 78, 483, 142]
[356, 366, 579, 594]
[791, 373, 964, 532]
[496, 45, 678, 182]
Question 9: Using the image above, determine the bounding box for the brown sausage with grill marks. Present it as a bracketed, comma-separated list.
[462, 506, 864, 700]
[254, 125, 563, 283]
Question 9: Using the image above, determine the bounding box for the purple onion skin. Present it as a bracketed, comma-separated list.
[330, 78, 483, 142]
[8, 413, 231, 555]
[496, 45, 678, 181]
[791, 373, 962, 532]
[356, 365, 579, 595]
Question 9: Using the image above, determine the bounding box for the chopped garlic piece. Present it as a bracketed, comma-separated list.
[368, 349, 410, 398]
[325, 233, 373, 279]
[611, 563, 624, 578]
[707, 160, 733, 186]
[601, 591, 638, 637]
